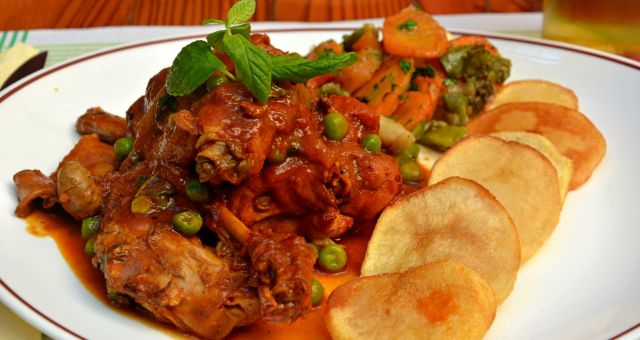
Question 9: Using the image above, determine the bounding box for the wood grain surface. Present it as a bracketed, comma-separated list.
[0, 0, 542, 29]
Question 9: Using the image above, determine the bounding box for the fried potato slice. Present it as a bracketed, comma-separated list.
[326, 260, 496, 340]
[491, 131, 573, 201]
[486, 80, 578, 110]
[467, 102, 606, 189]
[362, 176, 519, 302]
[428, 135, 562, 261]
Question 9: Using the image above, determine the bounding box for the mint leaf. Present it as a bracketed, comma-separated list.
[202, 18, 226, 25]
[166, 40, 229, 96]
[227, 0, 256, 25]
[223, 34, 271, 103]
[271, 52, 358, 83]
[206, 24, 251, 51]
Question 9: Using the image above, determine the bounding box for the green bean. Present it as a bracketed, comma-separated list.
[411, 120, 429, 140]
[442, 92, 469, 123]
[419, 125, 466, 150]
[172, 210, 203, 236]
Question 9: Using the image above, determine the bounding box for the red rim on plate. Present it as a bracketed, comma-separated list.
[0, 27, 638, 340]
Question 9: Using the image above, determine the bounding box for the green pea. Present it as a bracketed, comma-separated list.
[309, 243, 319, 256]
[207, 75, 228, 91]
[185, 179, 209, 203]
[396, 143, 420, 164]
[362, 134, 382, 153]
[114, 137, 133, 161]
[84, 236, 96, 255]
[400, 160, 424, 183]
[311, 278, 324, 306]
[130, 196, 152, 214]
[81, 215, 102, 239]
[318, 243, 347, 272]
[323, 111, 349, 141]
[267, 148, 287, 163]
[172, 210, 203, 236]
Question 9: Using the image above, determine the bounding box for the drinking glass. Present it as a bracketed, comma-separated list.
[542, 0, 640, 60]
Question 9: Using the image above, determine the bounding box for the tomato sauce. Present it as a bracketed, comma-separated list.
[23, 211, 376, 339]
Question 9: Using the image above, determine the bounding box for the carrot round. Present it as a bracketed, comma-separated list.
[382, 5, 448, 58]
[307, 40, 343, 60]
[392, 91, 435, 129]
[337, 29, 383, 93]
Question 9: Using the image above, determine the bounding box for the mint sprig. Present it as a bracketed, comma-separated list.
[223, 34, 272, 103]
[271, 53, 358, 83]
[207, 23, 251, 51]
[226, 0, 256, 25]
[166, 0, 358, 103]
[166, 41, 233, 96]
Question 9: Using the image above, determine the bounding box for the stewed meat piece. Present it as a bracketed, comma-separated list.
[76, 107, 127, 144]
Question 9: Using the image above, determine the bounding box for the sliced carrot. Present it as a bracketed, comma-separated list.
[382, 5, 448, 58]
[337, 49, 383, 93]
[353, 58, 414, 116]
[414, 58, 447, 75]
[307, 40, 344, 60]
[391, 91, 435, 129]
[414, 72, 444, 104]
[451, 35, 499, 56]
[352, 28, 381, 51]
[336, 28, 383, 93]
[306, 73, 335, 89]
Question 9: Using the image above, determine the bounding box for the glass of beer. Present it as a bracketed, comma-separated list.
[542, 0, 640, 60]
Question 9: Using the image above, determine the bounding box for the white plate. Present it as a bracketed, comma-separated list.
[1, 28, 639, 340]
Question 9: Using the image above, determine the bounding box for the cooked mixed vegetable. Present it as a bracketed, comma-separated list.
[307, 5, 511, 153]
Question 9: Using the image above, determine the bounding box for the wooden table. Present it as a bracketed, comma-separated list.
[1, 0, 541, 29]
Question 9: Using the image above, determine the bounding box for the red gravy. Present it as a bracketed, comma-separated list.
[23, 163, 427, 339]
[24, 210, 376, 339]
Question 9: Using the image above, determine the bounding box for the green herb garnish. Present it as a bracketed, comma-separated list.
[271, 53, 358, 83]
[415, 65, 435, 77]
[206, 23, 251, 51]
[398, 18, 418, 31]
[166, 41, 233, 96]
[166, 0, 357, 103]
[399, 59, 412, 73]
[222, 33, 272, 103]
